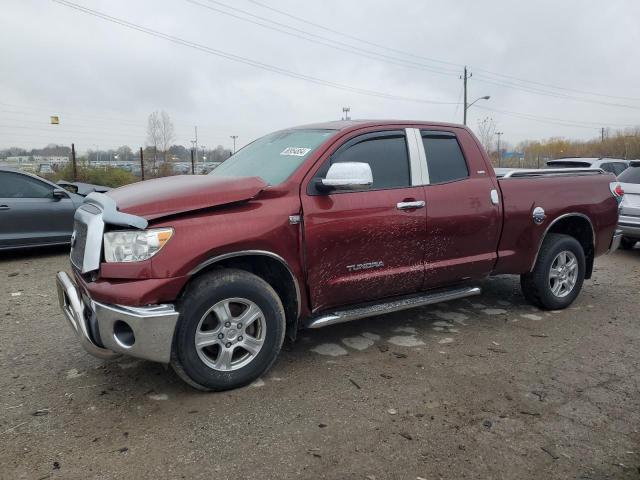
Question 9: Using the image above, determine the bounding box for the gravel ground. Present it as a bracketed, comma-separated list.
[1, 246, 639, 480]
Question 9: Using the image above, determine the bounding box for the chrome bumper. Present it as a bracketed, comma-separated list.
[618, 214, 640, 239]
[55, 271, 180, 363]
[609, 229, 623, 253]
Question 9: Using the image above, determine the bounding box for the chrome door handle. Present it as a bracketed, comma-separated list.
[396, 200, 425, 210]
[0, 205, 9, 211]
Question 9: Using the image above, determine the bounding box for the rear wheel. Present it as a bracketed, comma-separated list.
[171, 269, 286, 391]
[620, 237, 637, 250]
[520, 233, 586, 310]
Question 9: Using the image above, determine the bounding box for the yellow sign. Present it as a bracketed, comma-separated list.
[50, 116, 60, 125]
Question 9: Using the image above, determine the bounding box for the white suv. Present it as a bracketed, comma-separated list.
[546, 157, 629, 176]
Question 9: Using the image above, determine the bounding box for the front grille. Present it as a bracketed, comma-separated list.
[70, 220, 88, 270]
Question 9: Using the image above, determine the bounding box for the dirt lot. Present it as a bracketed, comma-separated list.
[1, 247, 639, 480]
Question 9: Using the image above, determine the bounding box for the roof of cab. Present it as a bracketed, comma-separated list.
[291, 119, 465, 131]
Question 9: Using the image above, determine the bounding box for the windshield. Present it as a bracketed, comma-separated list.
[209, 129, 335, 185]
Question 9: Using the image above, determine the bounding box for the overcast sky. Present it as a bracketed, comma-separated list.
[2, 0, 640, 152]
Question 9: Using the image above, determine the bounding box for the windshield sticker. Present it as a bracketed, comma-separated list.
[280, 147, 311, 157]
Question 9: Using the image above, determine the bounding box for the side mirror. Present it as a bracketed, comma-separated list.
[52, 188, 69, 200]
[60, 184, 79, 194]
[319, 162, 373, 192]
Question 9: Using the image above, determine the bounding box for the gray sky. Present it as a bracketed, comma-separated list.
[2, 0, 640, 152]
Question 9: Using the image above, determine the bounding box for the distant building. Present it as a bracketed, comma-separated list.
[5, 155, 31, 164]
[33, 155, 69, 165]
[502, 151, 525, 161]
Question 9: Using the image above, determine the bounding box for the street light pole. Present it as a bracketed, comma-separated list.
[230, 135, 238, 154]
[464, 95, 491, 126]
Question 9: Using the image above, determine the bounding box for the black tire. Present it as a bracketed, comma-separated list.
[620, 237, 637, 250]
[520, 233, 586, 310]
[171, 268, 286, 391]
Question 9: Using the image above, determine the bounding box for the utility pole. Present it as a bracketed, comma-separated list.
[190, 140, 197, 173]
[462, 66, 471, 126]
[71, 143, 77, 181]
[496, 132, 504, 167]
[194, 126, 199, 165]
[342, 106, 351, 120]
[601, 127, 605, 143]
[139, 147, 145, 181]
[230, 135, 238, 154]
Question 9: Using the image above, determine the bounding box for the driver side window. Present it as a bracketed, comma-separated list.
[0, 172, 54, 199]
[311, 131, 410, 193]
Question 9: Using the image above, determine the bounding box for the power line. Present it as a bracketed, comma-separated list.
[473, 75, 640, 111]
[473, 105, 636, 131]
[0, 104, 246, 141]
[246, 0, 640, 105]
[51, 0, 460, 107]
[472, 67, 640, 102]
[246, 0, 462, 69]
[185, 0, 459, 77]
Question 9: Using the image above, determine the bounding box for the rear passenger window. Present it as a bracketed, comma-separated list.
[313, 132, 411, 191]
[421, 132, 469, 184]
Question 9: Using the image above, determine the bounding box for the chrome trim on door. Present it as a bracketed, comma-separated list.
[405, 128, 428, 186]
[411, 128, 430, 185]
[396, 200, 426, 210]
[188, 250, 302, 318]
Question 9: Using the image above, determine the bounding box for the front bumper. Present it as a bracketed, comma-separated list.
[56, 271, 180, 363]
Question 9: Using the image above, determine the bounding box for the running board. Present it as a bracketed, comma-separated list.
[305, 286, 481, 329]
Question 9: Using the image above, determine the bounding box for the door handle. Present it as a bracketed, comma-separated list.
[396, 200, 426, 210]
[0, 205, 9, 211]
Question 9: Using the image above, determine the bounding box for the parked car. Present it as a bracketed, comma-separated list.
[617, 160, 640, 249]
[0, 168, 84, 250]
[55, 120, 622, 391]
[546, 157, 629, 175]
[57, 180, 111, 196]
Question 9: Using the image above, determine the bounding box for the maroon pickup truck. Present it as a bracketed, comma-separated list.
[56, 120, 623, 391]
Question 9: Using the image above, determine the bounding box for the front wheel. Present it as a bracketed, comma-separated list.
[520, 233, 586, 310]
[171, 269, 286, 391]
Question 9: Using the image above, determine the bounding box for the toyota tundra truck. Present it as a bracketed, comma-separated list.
[56, 120, 623, 391]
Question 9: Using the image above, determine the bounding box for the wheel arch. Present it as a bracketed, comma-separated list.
[186, 250, 301, 339]
[530, 213, 596, 278]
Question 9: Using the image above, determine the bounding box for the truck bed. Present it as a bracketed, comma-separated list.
[492, 168, 619, 275]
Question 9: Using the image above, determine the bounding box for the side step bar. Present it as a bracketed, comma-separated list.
[305, 286, 481, 329]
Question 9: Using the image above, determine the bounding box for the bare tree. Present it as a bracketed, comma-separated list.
[146, 110, 175, 164]
[475, 116, 496, 155]
[158, 111, 175, 161]
[146, 111, 162, 166]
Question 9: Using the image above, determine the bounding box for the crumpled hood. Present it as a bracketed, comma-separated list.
[107, 175, 267, 220]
